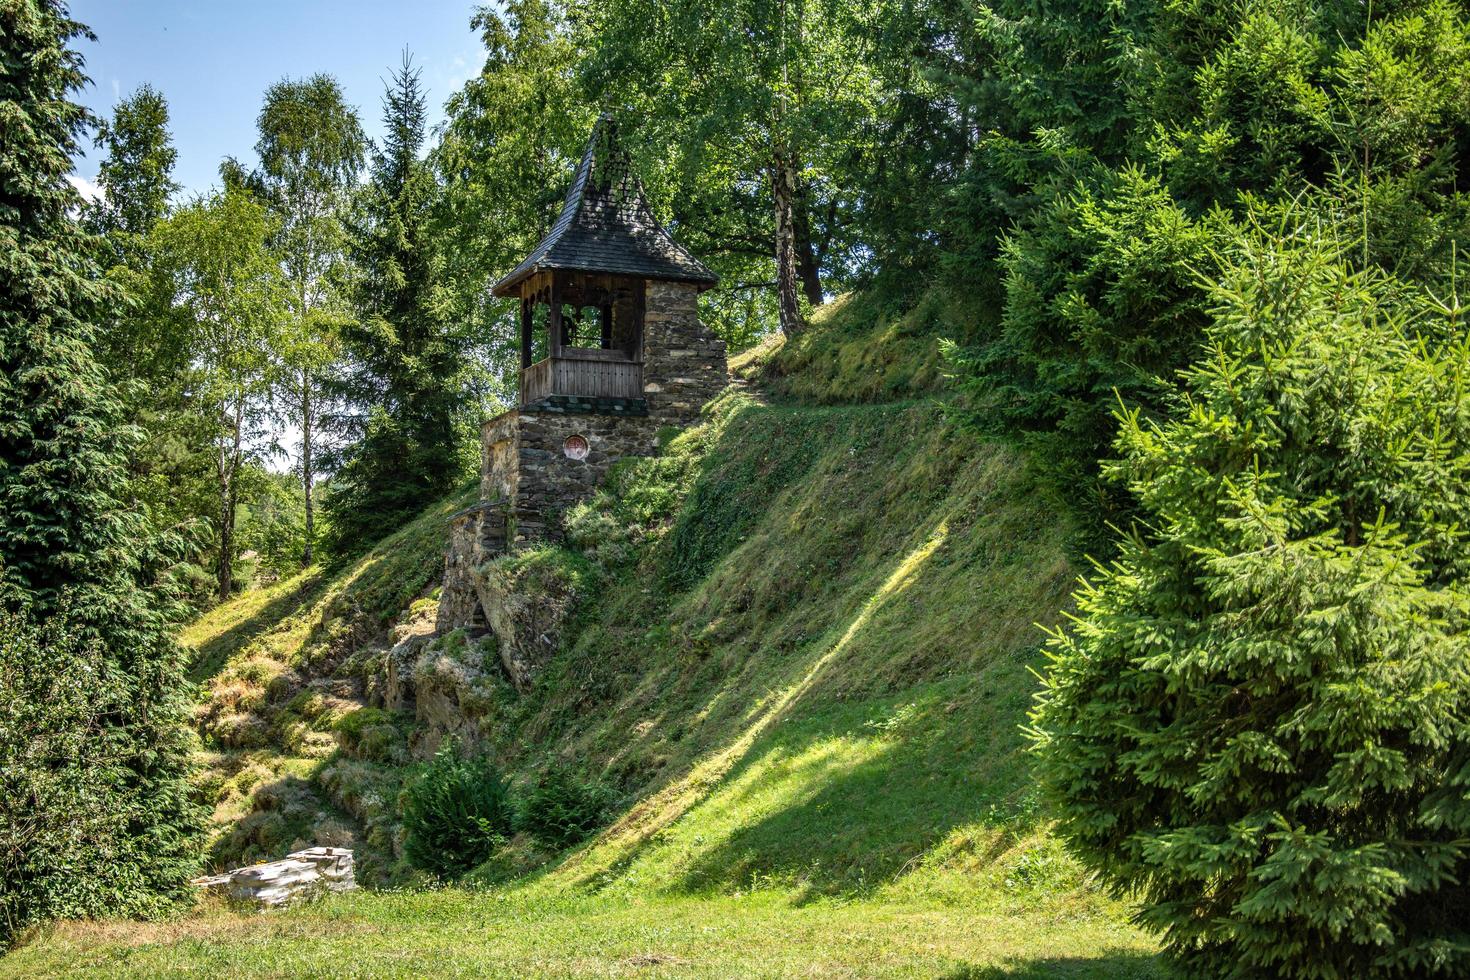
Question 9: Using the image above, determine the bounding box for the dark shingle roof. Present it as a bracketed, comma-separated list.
[491, 115, 719, 297]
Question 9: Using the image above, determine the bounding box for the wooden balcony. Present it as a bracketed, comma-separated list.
[519, 349, 643, 405]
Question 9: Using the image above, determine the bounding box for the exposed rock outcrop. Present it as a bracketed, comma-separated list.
[472, 553, 585, 691]
[371, 611, 500, 755]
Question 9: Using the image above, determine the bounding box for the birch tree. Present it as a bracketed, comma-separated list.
[252, 75, 365, 564]
[151, 188, 284, 598]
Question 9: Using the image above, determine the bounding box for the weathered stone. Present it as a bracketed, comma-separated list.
[432, 280, 726, 687]
[194, 847, 355, 908]
[643, 282, 727, 426]
[288, 845, 356, 885]
[409, 633, 489, 753]
[436, 501, 507, 634]
[471, 558, 580, 691]
[504, 408, 660, 546]
[383, 631, 433, 711]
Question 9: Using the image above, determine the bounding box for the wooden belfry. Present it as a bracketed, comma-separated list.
[492, 114, 718, 407]
[437, 115, 728, 649]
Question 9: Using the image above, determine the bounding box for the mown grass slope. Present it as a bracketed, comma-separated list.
[9, 890, 1165, 978]
[740, 286, 986, 404]
[468, 390, 1083, 907]
[2, 298, 1169, 977]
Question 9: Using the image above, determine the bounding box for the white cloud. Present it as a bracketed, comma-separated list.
[66, 173, 105, 204]
[437, 50, 484, 99]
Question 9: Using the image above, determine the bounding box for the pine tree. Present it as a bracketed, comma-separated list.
[326, 54, 473, 552]
[0, 0, 202, 941]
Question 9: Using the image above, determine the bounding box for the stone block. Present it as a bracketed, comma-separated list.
[194, 847, 355, 908]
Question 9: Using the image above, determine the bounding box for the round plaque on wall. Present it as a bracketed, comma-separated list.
[563, 434, 590, 461]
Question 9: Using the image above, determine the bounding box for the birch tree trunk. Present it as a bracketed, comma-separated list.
[301, 375, 315, 565]
[216, 400, 244, 599]
[771, 147, 803, 337]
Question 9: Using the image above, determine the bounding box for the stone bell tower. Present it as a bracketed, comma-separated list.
[436, 115, 726, 636]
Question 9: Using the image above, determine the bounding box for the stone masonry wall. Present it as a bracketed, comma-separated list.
[508, 409, 658, 543]
[437, 280, 726, 642]
[642, 281, 728, 424]
[436, 500, 508, 633]
[481, 410, 520, 502]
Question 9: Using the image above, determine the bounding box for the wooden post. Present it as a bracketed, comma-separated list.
[548, 275, 563, 358]
[600, 304, 612, 350]
[633, 279, 646, 362]
[520, 295, 533, 368]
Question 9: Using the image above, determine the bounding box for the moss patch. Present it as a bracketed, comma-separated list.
[740, 287, 984, 405]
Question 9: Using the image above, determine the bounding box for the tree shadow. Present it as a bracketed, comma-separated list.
[664, 674, 1035, 898]
[941, 951, 1176, 979]
[205, 773, 332, 871]
[187, 571, 327, 683]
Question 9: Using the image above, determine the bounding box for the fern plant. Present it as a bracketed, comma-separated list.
[401, 741, 513, 878]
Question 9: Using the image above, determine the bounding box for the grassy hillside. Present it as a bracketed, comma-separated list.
[183, 487, 475, 877]
[2, 301, 1170, 977]
[463, 389, 1080, 903]
[739, 286, 986, 404]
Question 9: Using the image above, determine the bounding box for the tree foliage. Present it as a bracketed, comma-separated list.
[84, 82, 178, 247]
[1030, 223, 1470, 978]
[149, 187, 286, 597]
[251, 73, 366, 564]
[434, 0, 592, 404]
[947, 0, 1470, 551]
[580, 0, 881, 336]
[327, 55, 477, 555]
[0, 606, 143, 943]
[0, 0, 201, 942]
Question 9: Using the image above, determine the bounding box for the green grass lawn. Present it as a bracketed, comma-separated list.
[0, 355, 1176, 977]
[5, 888, 1168, 978]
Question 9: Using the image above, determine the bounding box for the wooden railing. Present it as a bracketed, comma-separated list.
[520, 351, 643, 404]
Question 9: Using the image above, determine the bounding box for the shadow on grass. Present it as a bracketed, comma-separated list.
[187, 571, 327, 684]
[666, 676, 1036, 899]
[205, 773, 329, 871]
[943, 951, 1176, 979]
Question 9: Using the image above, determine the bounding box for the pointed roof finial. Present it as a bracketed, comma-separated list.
[492, 115, 719, 296]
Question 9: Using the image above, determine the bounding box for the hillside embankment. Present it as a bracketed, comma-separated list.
[2, 294, 1170, 977]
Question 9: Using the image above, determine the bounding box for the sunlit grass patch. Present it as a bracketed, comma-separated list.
[3, 886, 1170, 978]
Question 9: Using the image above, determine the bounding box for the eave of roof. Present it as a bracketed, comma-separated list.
[491, 115, 719, 297]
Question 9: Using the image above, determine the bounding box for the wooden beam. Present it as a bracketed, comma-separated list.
[633, 279, 646, 361]
[520, 294, 533, 369]
[548, 274, 563, 358]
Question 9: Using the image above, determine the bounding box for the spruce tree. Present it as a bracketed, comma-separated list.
[0, 0, 202, 940]
[327, 54, 472, 552]
[1030, 224, 1470, 978]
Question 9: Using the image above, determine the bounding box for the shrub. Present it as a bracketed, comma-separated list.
[516, 767, 614, 851]
[0, 607, 142, 943]
[335, 707, 408, 763]
[334, 706, 399, 745]
[400, 741, 514, 878]
[1030, 226, 1470, 977]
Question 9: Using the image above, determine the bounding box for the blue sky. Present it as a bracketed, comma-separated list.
[69, 1, 489, 199]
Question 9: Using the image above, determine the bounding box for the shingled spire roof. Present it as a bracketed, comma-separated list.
[492, 115, 719, 297]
